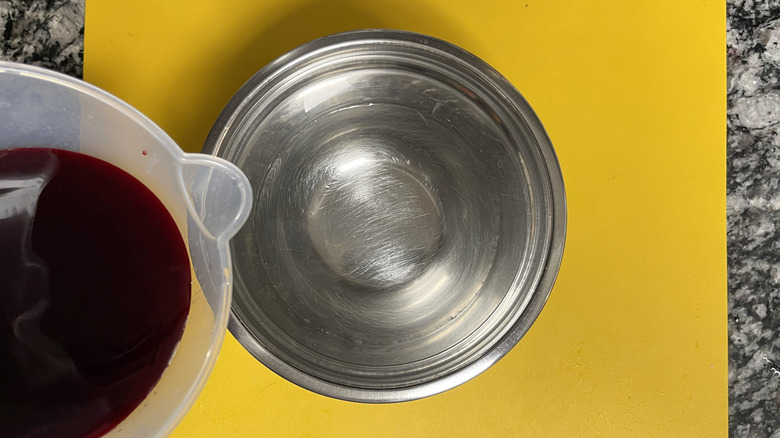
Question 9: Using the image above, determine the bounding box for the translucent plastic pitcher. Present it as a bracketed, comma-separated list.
[0, 62, 252, 437]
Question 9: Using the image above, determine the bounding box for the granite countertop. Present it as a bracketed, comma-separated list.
[0, 0, 83, 78]
[0, 0, 767, 435]
[730, 1, 780, 436]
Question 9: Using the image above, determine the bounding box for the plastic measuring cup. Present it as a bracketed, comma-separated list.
[0, 62, 252, 437]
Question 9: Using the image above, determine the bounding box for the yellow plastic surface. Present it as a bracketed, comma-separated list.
[84, 1, 727, 436]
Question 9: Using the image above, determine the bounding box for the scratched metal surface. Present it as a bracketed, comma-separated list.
[204, 30, 566, 403]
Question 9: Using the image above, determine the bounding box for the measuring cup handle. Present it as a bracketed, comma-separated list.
[177, 154, 252, 242]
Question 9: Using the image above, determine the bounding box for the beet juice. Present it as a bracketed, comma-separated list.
[0, 148, 191, 437]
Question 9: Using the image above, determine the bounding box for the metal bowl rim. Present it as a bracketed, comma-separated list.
[204, 29, 567, 403]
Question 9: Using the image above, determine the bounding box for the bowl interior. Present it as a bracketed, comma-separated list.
[214, 32, 560, 397]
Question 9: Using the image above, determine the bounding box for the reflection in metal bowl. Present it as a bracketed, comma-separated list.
[204, 29, 566, 403]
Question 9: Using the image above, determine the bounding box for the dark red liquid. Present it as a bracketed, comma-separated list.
[0, 148, 191, 437]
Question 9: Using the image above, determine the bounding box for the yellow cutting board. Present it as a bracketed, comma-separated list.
[84, 1, 726, 436]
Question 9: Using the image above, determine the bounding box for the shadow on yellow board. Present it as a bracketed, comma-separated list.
[85, 0, 727, 436]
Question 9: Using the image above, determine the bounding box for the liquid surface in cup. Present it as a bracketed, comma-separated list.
[0, 148, 191, 437]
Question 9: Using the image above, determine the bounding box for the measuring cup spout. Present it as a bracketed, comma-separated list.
[177, 153, 252, 242]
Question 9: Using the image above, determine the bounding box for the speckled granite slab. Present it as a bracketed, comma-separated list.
[0, 0, 83, 78]
[729, 0, 780, 437]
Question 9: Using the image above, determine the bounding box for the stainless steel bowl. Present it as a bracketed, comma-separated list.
[203, 29, 565, 403]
